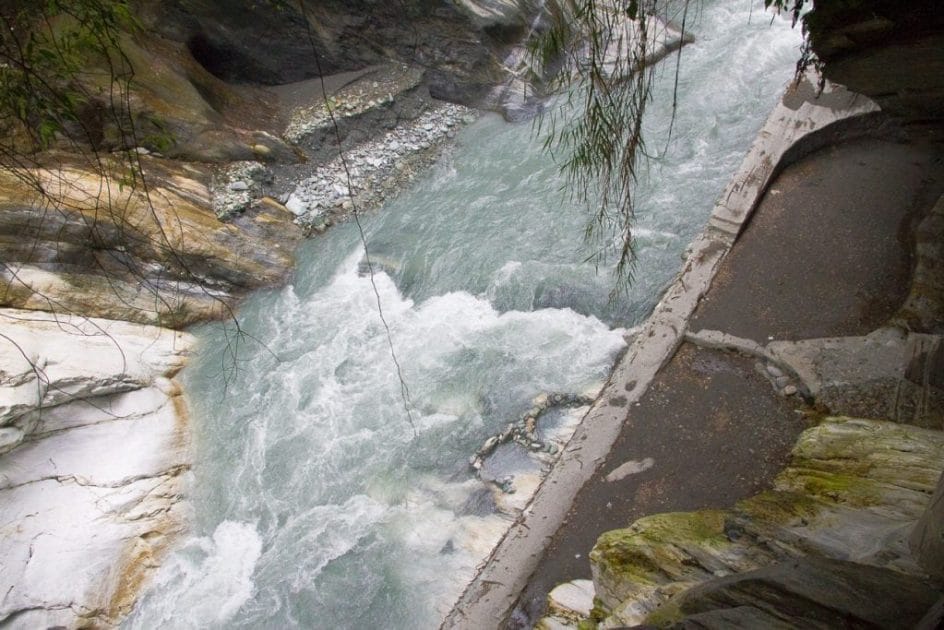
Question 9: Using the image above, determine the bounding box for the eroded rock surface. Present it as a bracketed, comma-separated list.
[0, 157, 301, 327]
[0, 308, 194, 628]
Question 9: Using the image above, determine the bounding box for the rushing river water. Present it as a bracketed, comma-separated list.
[127, 3, 801, 628]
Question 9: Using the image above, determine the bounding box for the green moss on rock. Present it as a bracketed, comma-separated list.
[583, 417, 944, 627]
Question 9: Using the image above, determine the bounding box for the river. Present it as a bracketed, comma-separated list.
[126, 2, 801, 627]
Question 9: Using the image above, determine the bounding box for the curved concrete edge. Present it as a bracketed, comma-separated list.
[441, 75, 880, 629]
[709, 72, 879, 239]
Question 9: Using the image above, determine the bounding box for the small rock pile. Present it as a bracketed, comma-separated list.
[210, 161, 271, 218]
[284, 64, 425, 143]
[468, 392, 595, 474]
[283, 102, 474, 230]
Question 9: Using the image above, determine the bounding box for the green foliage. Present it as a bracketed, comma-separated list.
[533, 0, 691, 289]
[0, 0, 137, 154]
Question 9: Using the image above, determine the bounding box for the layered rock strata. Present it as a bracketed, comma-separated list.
[0, 157, 302, 328]
[0, 308, 194, 628]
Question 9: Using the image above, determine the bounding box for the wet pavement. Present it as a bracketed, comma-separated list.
[508, 131, 944, 627]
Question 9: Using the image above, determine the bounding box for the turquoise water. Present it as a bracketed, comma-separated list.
[127, 3, 801, 628]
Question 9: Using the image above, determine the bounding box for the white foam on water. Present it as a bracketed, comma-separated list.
[129, 251, 626, 629]
[125, 521, 262, 630]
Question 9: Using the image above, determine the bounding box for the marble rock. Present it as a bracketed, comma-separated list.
[0, 308, 194, 628]
[587, 417, 944, 627]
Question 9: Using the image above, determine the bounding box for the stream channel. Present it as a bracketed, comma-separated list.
[128, 3, 801, 627]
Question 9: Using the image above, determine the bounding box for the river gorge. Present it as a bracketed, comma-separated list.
[1, 0, 942, 628]
[126, 4, 802, 627]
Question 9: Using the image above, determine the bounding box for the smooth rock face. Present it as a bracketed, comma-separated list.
[0, 309, 191, 440]
[548, 579, 595, 619]
[0, 308, 194, 628]
[658, 557, 941, 629]
[147, 0, 542, 108]
[587, 417, 944, 627]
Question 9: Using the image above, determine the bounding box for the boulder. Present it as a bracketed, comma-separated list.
[535, 579, 597, 629]
[586, 417, 944, 627]
[806, 0, 944, 122]
[651, 557, 941, 629]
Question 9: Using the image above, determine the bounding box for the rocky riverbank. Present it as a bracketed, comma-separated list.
[0, 65, 477, 629]
[10, 1, 933, 628]
[0, 309, 193, 628]
[1, 0, 596, 622]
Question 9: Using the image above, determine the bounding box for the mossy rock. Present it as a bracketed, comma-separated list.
[584, 417, 944, 627]
[590, 511, 732, 611]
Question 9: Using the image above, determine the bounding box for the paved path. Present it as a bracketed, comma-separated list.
[508, 344, 808, 626]
[692, 136, 944, 341]
[508, 131, 944, 627]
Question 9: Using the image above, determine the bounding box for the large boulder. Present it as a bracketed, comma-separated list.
[587, 417, 944, 627]
[651, 557, 940, 629]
